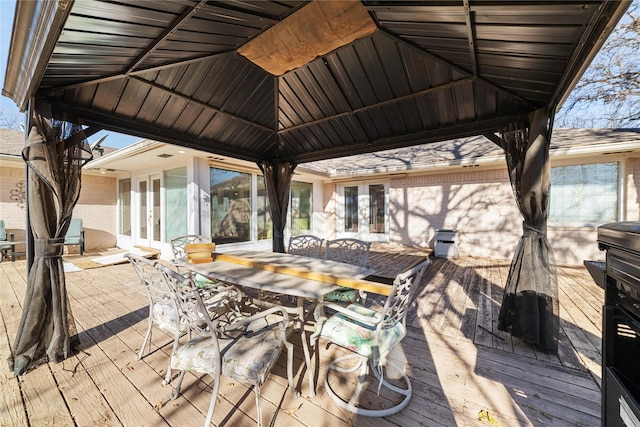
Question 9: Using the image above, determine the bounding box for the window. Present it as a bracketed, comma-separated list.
[164, 167, 187, 241]
[118, 179, 131, 236]
[291, 181, 312, 235]
[344, 186, 358, 232]
[257, 175, 272, 240]
[549, 162, 619, 224]
[210, 168, 251, 244]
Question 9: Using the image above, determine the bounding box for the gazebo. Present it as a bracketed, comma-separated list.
[3, 0, 630, 374]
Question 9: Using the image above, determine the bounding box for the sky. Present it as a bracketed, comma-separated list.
[0, 0, 139, 148]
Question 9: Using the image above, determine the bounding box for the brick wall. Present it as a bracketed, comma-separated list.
[389, 168, 521, 259]
[318, 163, 632, 266]
[0, 166, 117, 253]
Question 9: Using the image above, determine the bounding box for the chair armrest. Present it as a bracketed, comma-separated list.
[220, 305, 290, 333]
[315, 301, 384, 326]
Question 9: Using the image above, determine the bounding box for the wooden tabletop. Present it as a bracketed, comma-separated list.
[181, 250, 394, 297]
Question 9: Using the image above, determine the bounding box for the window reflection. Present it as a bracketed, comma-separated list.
[210, 168, 251, 244]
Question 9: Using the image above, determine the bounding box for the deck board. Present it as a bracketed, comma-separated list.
[0, 248, 603, 427]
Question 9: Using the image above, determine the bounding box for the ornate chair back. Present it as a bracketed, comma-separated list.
[170, 234, 211, 262]
[324, 238, 371, 268]
[288, 234, 324, 258]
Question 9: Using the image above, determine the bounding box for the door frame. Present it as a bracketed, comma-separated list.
[336, 180, 389, 242]
[134, 173, 163, 250]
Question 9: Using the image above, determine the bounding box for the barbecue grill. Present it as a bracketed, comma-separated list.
[595, 222, 640, 427]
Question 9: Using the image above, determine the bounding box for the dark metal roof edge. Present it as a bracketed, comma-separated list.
[552, 0, 631, 110]
[3, 0, 73, 111]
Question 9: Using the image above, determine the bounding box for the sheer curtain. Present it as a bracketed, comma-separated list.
[9, 114, 92, 375]
[258, 160, 296, 253]
[497, 109, 559, 354]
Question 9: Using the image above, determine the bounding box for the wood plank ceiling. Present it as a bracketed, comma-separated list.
[4, 0, 630, 163]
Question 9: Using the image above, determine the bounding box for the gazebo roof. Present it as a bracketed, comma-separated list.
[3, 0, 630, 164]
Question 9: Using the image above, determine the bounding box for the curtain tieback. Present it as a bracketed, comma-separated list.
[522, 221, 547, 236]
[34, 238, 65, 258]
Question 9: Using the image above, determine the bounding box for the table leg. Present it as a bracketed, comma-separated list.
[297, 297, 315, 397]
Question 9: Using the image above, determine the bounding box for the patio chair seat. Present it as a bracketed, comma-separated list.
[322, 289, 358, 303]
[315, 303, 405, 359]
[170, 314, 285, 385]
[152, 298, 182, 332]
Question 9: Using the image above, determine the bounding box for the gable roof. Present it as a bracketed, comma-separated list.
[300, 128, 640, 177]
[0, 127, 117, 158]
[3, 1, 630, 165]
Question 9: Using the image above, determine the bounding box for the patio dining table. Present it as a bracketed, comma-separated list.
[178, 249, 388, 396]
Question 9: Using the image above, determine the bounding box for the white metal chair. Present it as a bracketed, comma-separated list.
[169, 234, 217, 286]
[323, 238, 371, 303]
[311, 259, 430, 416]
[127, 253, 242, 385]
[157, 263, 297, 427]
[288, 234, 324, 258]
[126, 253, 179, 384]
[170, 234, 212, 261]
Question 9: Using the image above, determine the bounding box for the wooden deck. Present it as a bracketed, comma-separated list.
[0, 247, 603, 427]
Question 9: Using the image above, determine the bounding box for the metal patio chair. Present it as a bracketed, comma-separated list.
[157, 263, 297, 427]
[288, 234, 324, 258]
[323, 238, 371, 303]
[170, 234, 212, 261]
[126, 253, 179, 384]
[311, 259, 430, 416]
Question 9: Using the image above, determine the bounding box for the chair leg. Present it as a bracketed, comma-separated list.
[172, 371, 186, 400]
[254, 385, 263, 427]
[296, 298, 315, 397]
[283, 339, 298, 397]
[204, 373, 221, 427]
[324, 354, 412, 417]
[137, 316, 154, 360]
[163, 329, 182, 386]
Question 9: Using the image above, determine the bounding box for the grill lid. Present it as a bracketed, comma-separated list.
[598, 222, 640, 254]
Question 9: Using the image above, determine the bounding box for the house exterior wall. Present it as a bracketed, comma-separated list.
[0, 166, 27, 254]
[321, 155, 639, 266]
[321, 182, 337, 239]
[0, 164, 116, 254]
[72, 174, 118, 252]
[388, 168, 523, 260]
[627, 157, 640, 220]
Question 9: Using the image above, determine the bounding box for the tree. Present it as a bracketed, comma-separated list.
[0, 108, 25, 130]
[557, 1, 639, 128]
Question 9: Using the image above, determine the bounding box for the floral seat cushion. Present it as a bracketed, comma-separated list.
[170, 322, 285, 386]
[317, 304, 405, 359]
[323, 287, 357, 303]
[153, 299, 181, 332]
